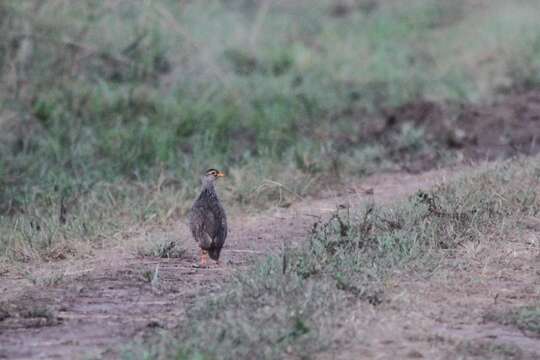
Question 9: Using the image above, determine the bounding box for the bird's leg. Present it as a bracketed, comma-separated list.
[200, 250, 209, 268]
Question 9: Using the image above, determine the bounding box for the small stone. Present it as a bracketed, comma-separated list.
[406, 350, 424, 358]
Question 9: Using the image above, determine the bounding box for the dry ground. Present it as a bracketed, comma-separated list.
[1, 167, 539, 359]
[324, 218, 540, 359]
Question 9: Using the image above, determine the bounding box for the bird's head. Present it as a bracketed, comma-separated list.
[202, 168, 225, 185]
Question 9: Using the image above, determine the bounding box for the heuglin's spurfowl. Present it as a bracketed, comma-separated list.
[189, 169, 227, 267]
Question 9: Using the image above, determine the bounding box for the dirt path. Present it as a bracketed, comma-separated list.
[1, 167, 538, 359]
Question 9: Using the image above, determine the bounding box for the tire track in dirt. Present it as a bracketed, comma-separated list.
[0, 169, 450, 359]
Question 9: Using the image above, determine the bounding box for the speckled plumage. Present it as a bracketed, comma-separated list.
[189, 170, 227, 262]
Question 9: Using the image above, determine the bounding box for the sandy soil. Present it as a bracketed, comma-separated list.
[1, 167, 538, 359]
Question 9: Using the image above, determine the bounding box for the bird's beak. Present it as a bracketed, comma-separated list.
[217, 171, 225, 177]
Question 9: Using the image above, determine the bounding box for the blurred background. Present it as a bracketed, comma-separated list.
[1, 0, 540, 260]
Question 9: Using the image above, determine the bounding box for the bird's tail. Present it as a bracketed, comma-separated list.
[208, 245, 222, 261]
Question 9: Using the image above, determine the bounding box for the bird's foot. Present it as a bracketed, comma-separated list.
[193, 250, 209, 269]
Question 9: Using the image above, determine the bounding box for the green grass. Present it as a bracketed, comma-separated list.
[456, 340, 524, 360]
[135, 233, 187, 259]
[123, 158, 540, 359]
[512, 306, 540, 335]
[486, 305, 540, 336]
[2, 0, 540, 262]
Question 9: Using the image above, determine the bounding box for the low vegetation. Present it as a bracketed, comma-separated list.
[456, 340, 524, 360]
[135, 233, 188, 259]
[124, 158, 539, 359]
[2, 0, 540, 263]
[486, 305, 540, 337]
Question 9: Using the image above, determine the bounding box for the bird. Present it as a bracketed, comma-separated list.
[188, 168, 228, 268]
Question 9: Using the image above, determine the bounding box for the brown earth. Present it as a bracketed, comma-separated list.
[322, 89, 540, 174]
[383, 89, 540, 166]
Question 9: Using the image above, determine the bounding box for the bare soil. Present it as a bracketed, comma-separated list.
[381, 89, 540, 171]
